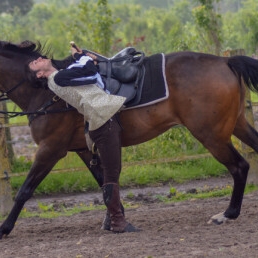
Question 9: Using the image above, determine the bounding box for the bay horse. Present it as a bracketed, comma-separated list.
[1, 40, 258, 239]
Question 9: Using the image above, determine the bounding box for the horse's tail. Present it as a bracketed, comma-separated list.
[228, 56, 258, 93]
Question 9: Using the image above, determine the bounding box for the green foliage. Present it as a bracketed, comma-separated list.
[11, 170, 99, 194]
[69, 0, 114, 55]
[95, 0, 114, 55]
[1, 0, 257, 56]
[0, 0, 34, 15]
[122, 127, 206, 165]
[120, 158, 226, 187]
[221, 0, 258, 55]
[193, 0, 222, 54]
[11, 157, 32, 173]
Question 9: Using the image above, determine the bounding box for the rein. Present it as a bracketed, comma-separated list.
[0, 79, 26, 101]
[0, 79, 75, 122]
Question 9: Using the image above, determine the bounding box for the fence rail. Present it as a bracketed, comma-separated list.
[0, 152, 212, 180]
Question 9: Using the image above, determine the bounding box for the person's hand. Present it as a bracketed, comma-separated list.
[86, 53, 98, 64]
[70, 41, 82, 57]
[86, 53, 97, 60]
[70, 46, 81, 57]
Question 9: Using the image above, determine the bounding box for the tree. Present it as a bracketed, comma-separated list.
[112, 2, 194, 54]
[238, 0, 258, 55]
[221, 0, 258, 55]
[193, 0, 222, 55]
[70, 0, 114, 55]
[0, 0, 34, 15]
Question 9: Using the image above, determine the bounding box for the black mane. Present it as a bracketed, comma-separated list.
[0, 40, 53, 60]
[0, 40, 73, 89]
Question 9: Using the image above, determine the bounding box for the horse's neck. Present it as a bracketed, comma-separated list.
[9, 86, 52, 112]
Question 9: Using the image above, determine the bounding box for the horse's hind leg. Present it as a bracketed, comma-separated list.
[208, 115, 258, 224]
[192, 129, 249, 224]
[207, 141, 249, 224]
[233, 115, 258, 153]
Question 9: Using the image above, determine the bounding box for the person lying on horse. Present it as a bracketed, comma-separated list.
[26, 44, 139, 233]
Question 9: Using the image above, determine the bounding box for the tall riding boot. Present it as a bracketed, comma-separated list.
[102, 183, 140, 233]
[101, 203, 124, 231]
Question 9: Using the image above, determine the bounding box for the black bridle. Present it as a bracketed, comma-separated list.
[0, 79, 75, 121]
[0, 79, 26, 101]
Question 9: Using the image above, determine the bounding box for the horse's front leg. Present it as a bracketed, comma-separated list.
[0, 147, 66, 239]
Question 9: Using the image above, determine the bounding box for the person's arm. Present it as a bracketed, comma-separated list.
[54, 50, 99, 87]
[54, 67, 98, 87]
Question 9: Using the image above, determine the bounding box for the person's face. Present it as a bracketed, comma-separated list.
[29, 57, 52, 78]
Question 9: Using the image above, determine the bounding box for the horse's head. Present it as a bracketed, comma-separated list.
[0, 40, 74, 110]
[0, 40, 74, 84]
[0, 40, 53, 90]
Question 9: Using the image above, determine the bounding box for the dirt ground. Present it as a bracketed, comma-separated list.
[1, 176, 258, 258]
[2, 109, 258, 258]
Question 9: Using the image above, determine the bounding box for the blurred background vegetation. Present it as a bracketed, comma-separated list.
[0, 0, 257, 58]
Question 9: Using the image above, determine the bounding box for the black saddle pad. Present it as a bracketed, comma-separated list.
[126, 53, 169, 109]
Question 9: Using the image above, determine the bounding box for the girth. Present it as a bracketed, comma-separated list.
[28, 95, 75, 124]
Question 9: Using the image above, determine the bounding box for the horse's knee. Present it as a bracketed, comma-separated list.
[15, 187, 33, 203]
[240, 159, 249, 173]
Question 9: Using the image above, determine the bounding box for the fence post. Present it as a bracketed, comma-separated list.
[243, 88, 258, 184]
[226, 49, 258, 184]
[0, 102, 13, 216]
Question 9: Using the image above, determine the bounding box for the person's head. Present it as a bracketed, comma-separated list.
[25, 57, 54, 88]
[27, 57, 54, 79]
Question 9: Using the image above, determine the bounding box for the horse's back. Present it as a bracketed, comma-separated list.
[120, 51, 243, 146]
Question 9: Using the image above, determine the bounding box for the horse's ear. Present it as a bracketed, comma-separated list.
[18, 41, 36, 51]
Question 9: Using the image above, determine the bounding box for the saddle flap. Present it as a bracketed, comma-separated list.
[111, 64, 138, 83]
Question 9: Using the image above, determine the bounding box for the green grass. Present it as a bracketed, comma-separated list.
[164, 182, 258, 203]
[19, 202, 106, 219]
[10, 156, 226, 195]
[6, 102, 28, 125]
[120, 157, 225, 187]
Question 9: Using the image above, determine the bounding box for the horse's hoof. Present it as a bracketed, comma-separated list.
[0, 226, 11, 239]
[101, 214, 111, 231]
[101, 223, 111, 231]
[123, 223, 141, 232]
[207, 212, 228, 225]
[111, 223, 141, 233]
